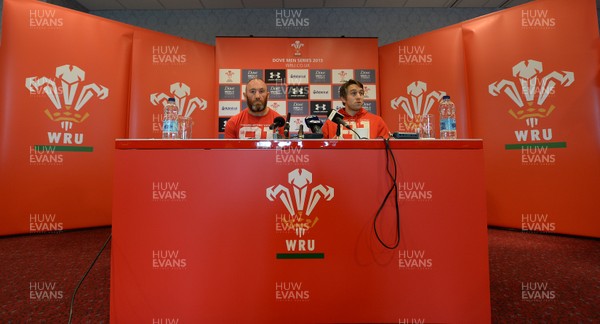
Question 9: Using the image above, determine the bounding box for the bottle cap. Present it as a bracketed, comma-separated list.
[168, 97, 175, 102]
[443, 95, 450, 99]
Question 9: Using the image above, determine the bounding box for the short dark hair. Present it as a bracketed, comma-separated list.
[339, 79, 364, 99]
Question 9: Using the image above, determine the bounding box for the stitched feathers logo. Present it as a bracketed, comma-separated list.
[390, 81, 446, 133]
[26, 64, 108, 163]
[267, 168, 334, 259]
[489, 59, 573, 165]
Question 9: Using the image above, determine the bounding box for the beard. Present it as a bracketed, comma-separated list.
[248, 98, 267, 113]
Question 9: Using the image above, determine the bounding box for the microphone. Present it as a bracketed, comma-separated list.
[269, 116, 286, 130]
[304, 115, 323, 134]
[327, 109, 351, 130]
[283, 112, 291, 139]
[327, 109, 365, 139]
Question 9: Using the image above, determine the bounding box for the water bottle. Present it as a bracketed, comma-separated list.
[162, 98, 179, 139]
[297, 124, 304, 139]
[439, 95, 457, 139]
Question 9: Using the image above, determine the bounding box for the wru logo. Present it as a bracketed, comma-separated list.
[489, 59, 574, 128]
[26, 64, 109, 132]
[390, 81, 446, 132]
[151, 82, 207, 118]
[267, 169, 334, 237]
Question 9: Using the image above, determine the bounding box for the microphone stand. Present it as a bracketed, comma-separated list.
[336, 124, 341, 138]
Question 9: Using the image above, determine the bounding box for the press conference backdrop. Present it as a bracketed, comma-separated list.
[215, 37, 379, 137]
[0, 0, 599, 238]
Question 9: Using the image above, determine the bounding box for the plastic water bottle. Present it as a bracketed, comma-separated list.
[162, 98, 178, 139]
[439, 95, 457, 139]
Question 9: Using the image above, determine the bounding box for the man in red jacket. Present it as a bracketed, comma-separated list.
[322, 79, 390, 139]
[225, 78, 284, 139]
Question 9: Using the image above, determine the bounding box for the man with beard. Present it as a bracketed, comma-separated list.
[225, 78, 284, 139]
[322, 79, 390, 139]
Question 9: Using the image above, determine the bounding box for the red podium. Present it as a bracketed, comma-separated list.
[111, 139, 490, 323]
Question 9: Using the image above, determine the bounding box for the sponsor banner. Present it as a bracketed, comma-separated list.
[128, 28, 215, 139]
[462, 0, 600, 237]
[0, 0, 133, 235]
[215, 37, 379, 137]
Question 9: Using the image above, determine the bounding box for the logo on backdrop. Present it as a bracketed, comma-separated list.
[26, 64, 108, 153]
[489, 59, 573, 164]
[267, 169, 333, 258]
[290, 40, 305, 56]
[390, 81, 446, 133]
[150, 82, 208, 134]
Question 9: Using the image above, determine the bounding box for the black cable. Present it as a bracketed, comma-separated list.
[68, 232, 112, 324]
[348, 127, 365, 139]
[373, 137, 401, 249]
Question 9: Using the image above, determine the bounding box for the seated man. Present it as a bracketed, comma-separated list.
[322, 79, 390, 139]
[225, 78, 283, 139]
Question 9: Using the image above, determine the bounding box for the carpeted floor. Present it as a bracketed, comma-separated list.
[0, 226, 598, 323]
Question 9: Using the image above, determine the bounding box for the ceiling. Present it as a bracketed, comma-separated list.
[73, 0, 544, 11]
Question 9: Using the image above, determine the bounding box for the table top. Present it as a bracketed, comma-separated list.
[115, 138, 483, 150]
